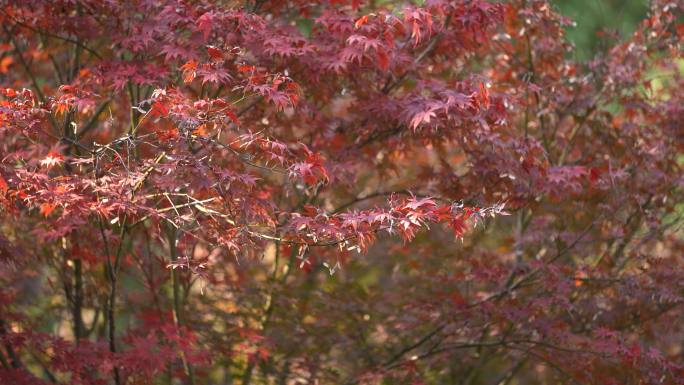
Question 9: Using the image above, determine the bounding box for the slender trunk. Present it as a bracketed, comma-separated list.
[168, 226, 195, 385]
[73, 258, 84, 342]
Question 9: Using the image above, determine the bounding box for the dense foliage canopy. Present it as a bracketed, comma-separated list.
[0, 0, 683, 384]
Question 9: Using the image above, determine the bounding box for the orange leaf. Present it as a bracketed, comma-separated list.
[40, 203, 57, 218]
[181, 60, 198, 83]
[180, 60, 198, 72]
[195, 123, 209, 136]
[0, 175, 7, 193]
[477, 82, 490, 109]
[0, 56, 13, 73]
[54, 102, 70, 117]
[238, 64, 255, 73]
[157, 128, 179, 141]
[574, 271, 588, 287]
[354, 15, 368, 29]
[1, 88, 16, 97]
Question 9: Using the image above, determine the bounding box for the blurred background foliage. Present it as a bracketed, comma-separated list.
[551, 0, 649, 59]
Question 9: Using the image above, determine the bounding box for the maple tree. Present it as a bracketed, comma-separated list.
[0, 0, 682, 384]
